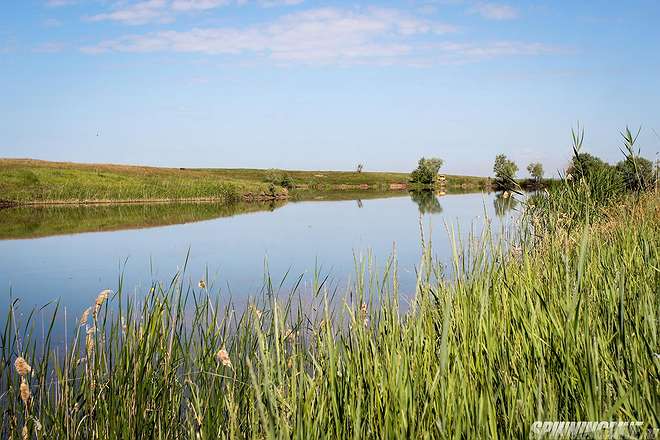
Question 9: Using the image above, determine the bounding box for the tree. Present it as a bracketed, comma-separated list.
[410, 157, 444, 185]
[527, 162, 544, 182]
[356, 163, 364, 173]
[566, 153, 610, 181]
[615, 156, 655, 191]
[493, 154, 518, 190]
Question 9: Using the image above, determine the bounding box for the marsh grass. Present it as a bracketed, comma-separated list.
[1, 129, 658, 438]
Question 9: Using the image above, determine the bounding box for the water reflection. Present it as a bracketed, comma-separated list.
[493, 192, 519, 217]
[0, 201, 286, 240]
[409, 190, 443, 214]
[0, 191, 517, 332]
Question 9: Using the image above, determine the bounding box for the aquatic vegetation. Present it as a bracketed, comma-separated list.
[0, 129, 657, 438]
[0, 184, 657, 438]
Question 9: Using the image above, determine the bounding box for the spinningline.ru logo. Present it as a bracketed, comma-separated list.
[529, 421, 658, 439]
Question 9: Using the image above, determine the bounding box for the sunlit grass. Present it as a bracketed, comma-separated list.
[1, 185, 657, 438]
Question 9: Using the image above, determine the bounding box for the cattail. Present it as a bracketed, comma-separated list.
[79, 307, 91, 325]
[20, 381, 30, 404]
[198, 280, 206, 289]
[216, 348, 232, 368]
[14, 357, 32, 377]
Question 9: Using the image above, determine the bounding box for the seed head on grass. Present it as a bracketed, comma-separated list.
[216, 348, 232, 368]
[94, 290, 111, 317]
[79, 307, 91, 325]
[198, 280, 206, 289]
[86, 327, 96, 352]
[14, 357, 32, 377]
[22, 426, 28, 440]
[20, 381, 30, 404]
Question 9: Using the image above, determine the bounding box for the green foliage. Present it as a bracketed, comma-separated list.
[526, 162, 543, 181]
[409, 157, 444, 185]
[566, 153, 611, 181]
[613, 127, 656, 191]
[493, 154, 518, 190]
[2, 190, 657, 438]
[264, 169, 296, 189]
[615, 156, 655, 191]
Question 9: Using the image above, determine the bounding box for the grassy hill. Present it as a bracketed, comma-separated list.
[0, 158, 491, 205]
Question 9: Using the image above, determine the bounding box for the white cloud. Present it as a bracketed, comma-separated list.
[80, 6, 561, 66]
[469, 2, 518, 20]
[171, 0, 229, 11]
[85, 0, 304, 25]
[82, 7, 461, 64]
[87, 0, 173, 25]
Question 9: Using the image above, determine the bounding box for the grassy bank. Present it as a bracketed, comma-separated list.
[1, 181, 657, 437]
[0, 159, 490, 205]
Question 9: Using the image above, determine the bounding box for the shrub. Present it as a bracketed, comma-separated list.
[410, 157, 443, 185]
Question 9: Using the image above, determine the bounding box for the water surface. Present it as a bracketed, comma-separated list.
[0, 191, 519, 321]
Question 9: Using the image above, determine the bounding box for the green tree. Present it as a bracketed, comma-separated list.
[493, 154, 518, 190]
[615, 156, 655, 191]
[410, 157, 444, 186]
[566, 153, 610, 181]
[526, 162, 544, 182]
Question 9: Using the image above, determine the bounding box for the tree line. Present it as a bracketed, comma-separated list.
[408, 129, 657, 192]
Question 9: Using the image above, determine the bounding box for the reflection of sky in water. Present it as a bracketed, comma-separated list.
[0, 192, 519, 330]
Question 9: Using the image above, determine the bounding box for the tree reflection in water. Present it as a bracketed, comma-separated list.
[409, 190, 443, 214]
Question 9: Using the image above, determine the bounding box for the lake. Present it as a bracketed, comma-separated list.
[0, 190, 520, 325]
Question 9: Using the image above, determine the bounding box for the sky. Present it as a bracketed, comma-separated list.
[1, 0, 659, 177]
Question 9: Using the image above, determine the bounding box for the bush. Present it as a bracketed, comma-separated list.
[615, 156, 655, 191]
[410, 157, 443, 185]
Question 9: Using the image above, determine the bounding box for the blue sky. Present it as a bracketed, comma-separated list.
[1, 0, 659, 176]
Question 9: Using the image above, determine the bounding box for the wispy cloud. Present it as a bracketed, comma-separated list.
[46, 0, 78, 6]
[81, 6, 560, 66]
[86, 0, 304, 25]
[82, 7, 457, 63]
[469, 2, 518, 20]
[87, 0, 173, 25]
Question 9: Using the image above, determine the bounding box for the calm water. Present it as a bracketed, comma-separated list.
[0, 191, 519, 321]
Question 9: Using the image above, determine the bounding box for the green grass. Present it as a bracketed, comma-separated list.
[0, 190, 415, 240]
[0, 159, 491, 205]
[1, 186, 657, 438]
